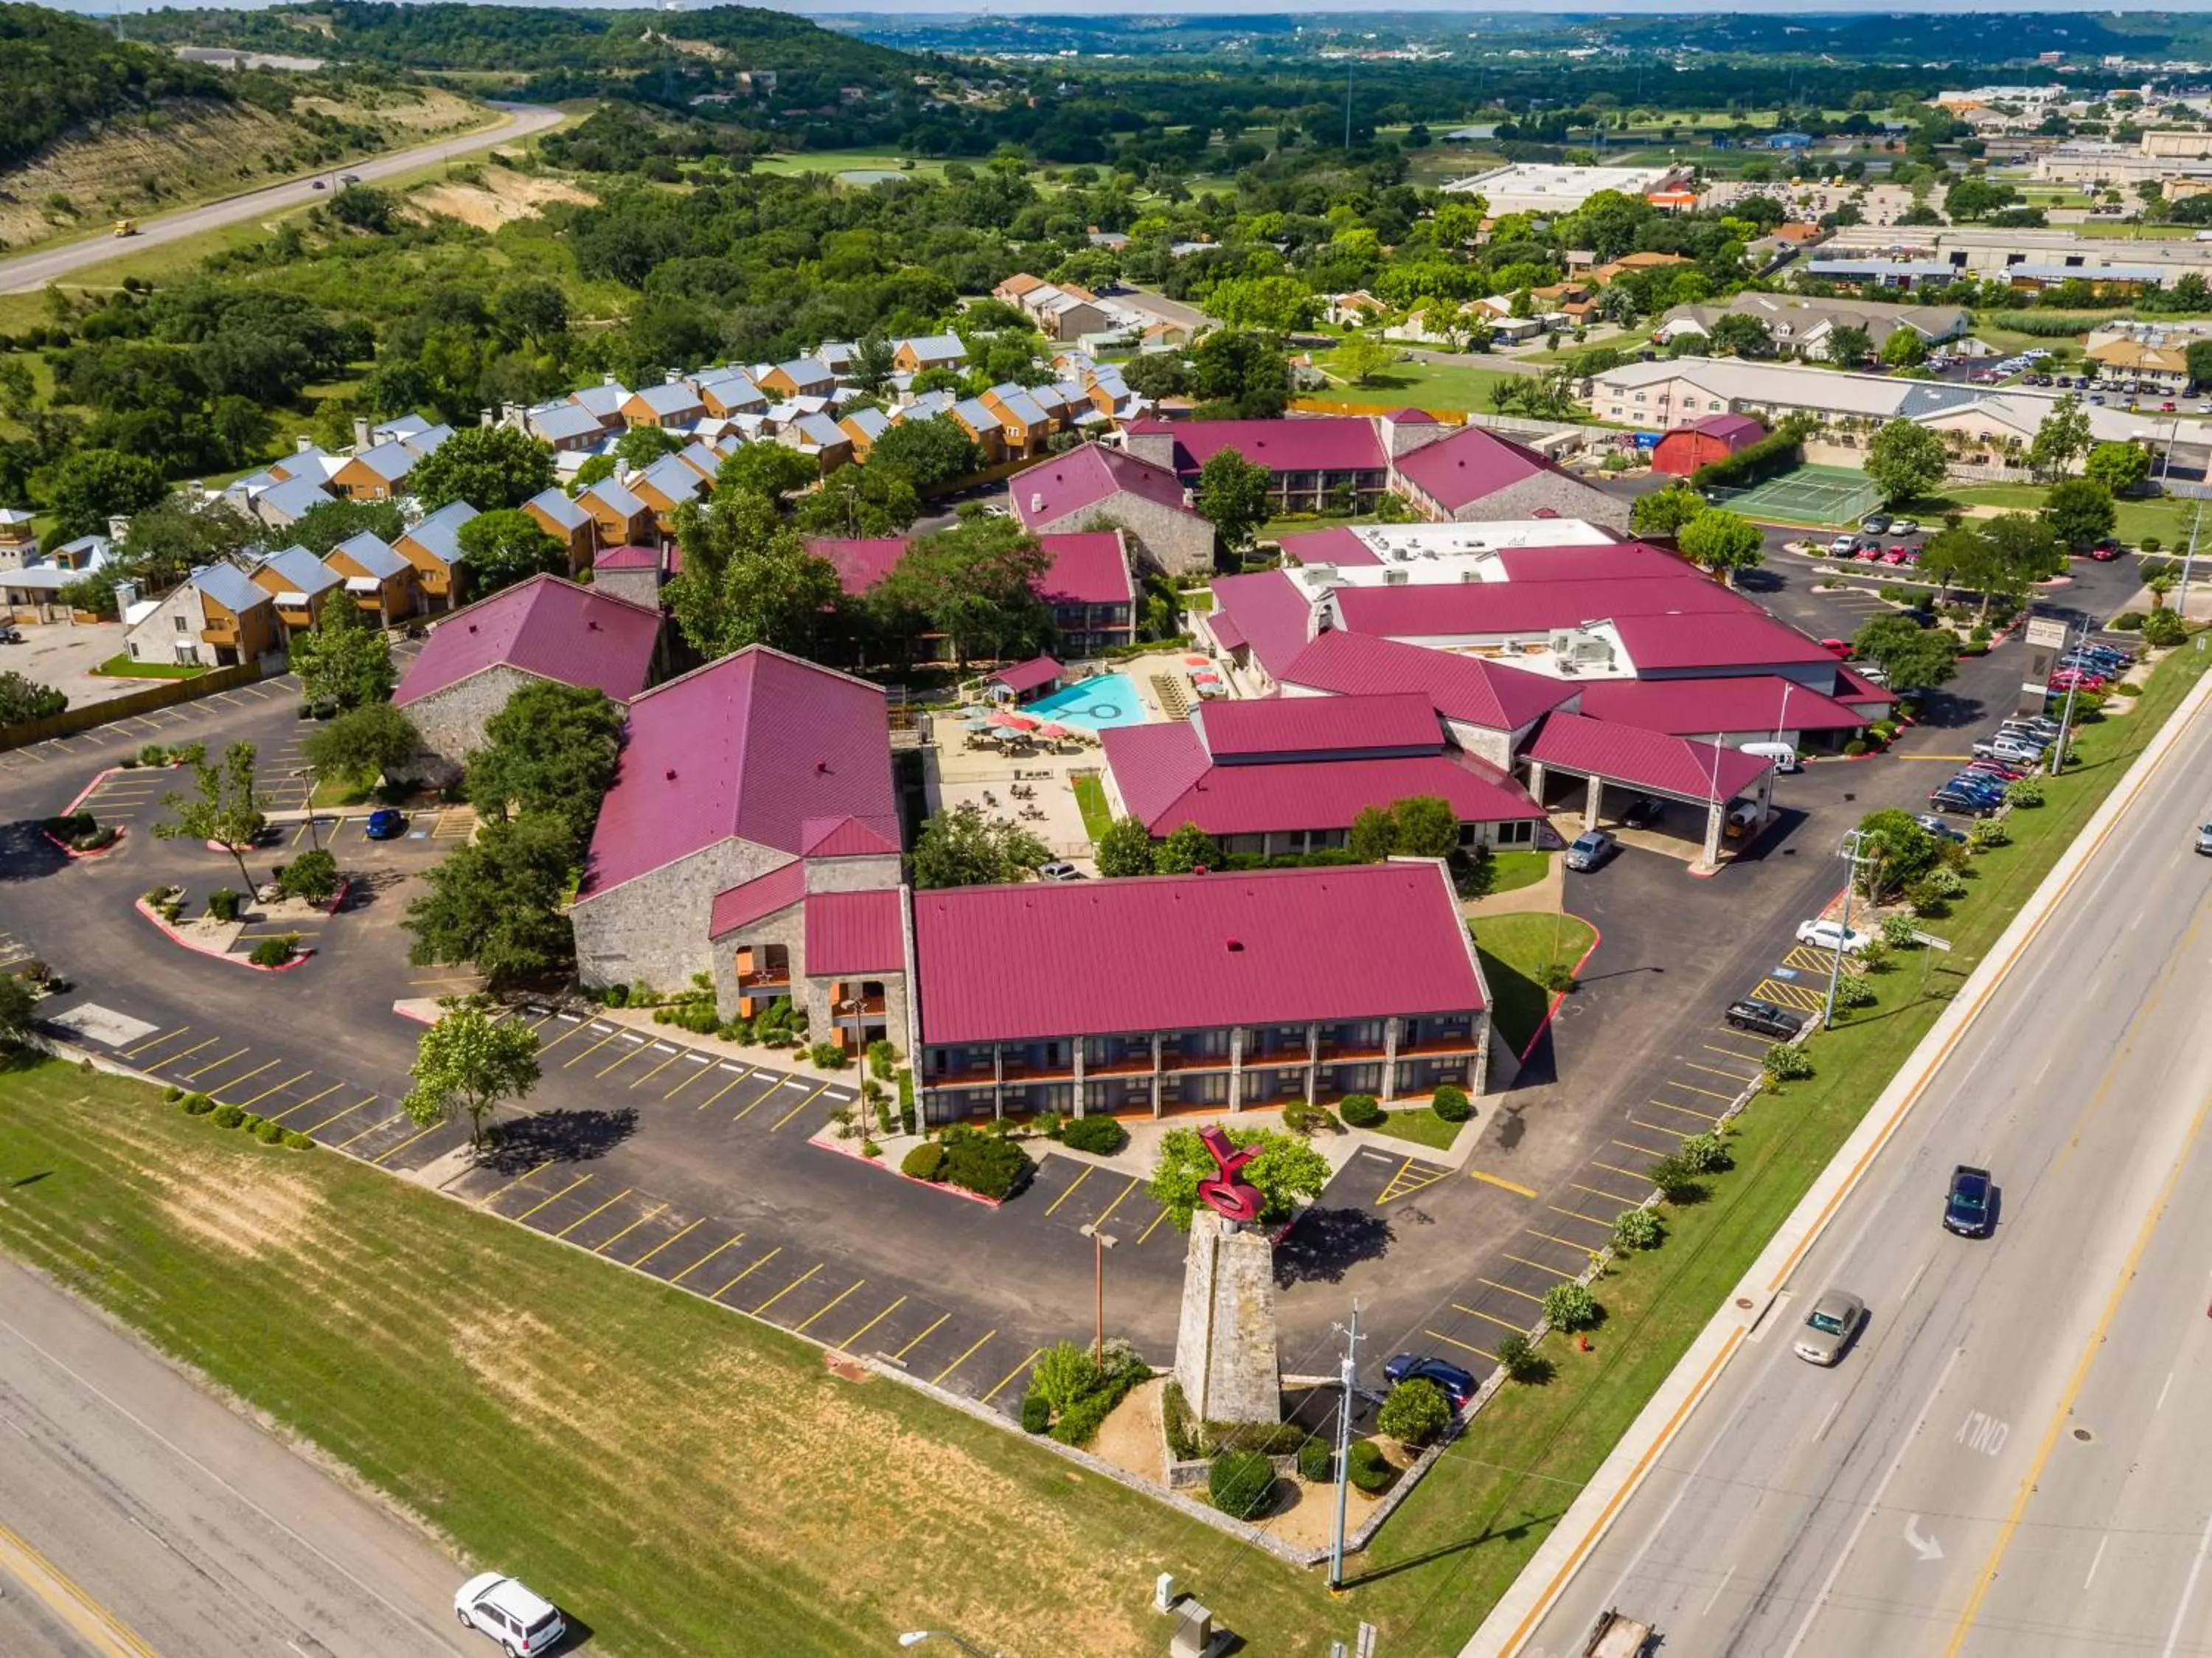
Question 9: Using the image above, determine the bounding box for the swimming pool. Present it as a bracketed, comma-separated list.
[1021, 673, 1148, 732]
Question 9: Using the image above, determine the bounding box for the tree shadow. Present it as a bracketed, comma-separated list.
[333, 867, 408, 912]
[1273, 1207, 1391, 1286]
[0, 819, 67, 884]
[476, 1107, 639, 1172]
[1338, 1505, 1571, 1587]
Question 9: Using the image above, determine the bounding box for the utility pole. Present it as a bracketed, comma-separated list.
[2180, 499, 2202, 624]
[1823, 829, 1873, 1030]
[2048, 615, 2090, 777]
[1329, 1301, 1363, 1591]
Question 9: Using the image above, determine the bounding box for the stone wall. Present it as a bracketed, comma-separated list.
[1046, 494, 1217, 579]
[1458, 472, 1632, 532]
[571, 836, 786, 995]
[399, 663, 535, 785]
[1172, 1211, 1281, 1426]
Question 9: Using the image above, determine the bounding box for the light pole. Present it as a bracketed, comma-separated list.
[1823, 829, 1873, 1030]
[900, 1633, 992, 1657]
[2048, 616, 2090, 778]
[1328, 1302, 1363, 1591]
[2180, 499, 2203, 624]
[1077, 1222, 1116, 1368]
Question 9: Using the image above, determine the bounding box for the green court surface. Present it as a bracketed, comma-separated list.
[1717, 463, 1886, 528]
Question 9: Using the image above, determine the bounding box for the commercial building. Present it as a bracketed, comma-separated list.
[1655, 294, 1970, 361]
[804, 527, 1138, 660]
[1814, 225, 2212, 285]
[1441, 161, 1688, 214]
[1010, 442, 1217, 577]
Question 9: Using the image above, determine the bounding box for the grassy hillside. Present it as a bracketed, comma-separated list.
[0, 1, 237, 169]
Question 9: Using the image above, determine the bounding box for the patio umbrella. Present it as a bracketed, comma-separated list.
[1037, 722, 1071, 738]
[1184, 654, 1211, 666]
[992, 710, 1041, 731]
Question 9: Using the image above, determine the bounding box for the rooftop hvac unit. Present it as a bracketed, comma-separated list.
[1383, 569, 1409, 585]
[1029, 493, 1045, 514]
[1571, 637, 1615, 668]
[1546, 628, 1580, 656]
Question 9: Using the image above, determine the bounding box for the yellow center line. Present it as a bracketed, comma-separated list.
[793, 1278, 866, 1333]
[770, 1081, 832, 1132]
[931, 1330, 998, 1387]
[1503, 1252, 1576, 1280]
[1135, 1205, 1174, 1246]
[714, 1246, 784, 1299]
[752, 1263, 824, 1315]
[1424, 1328, 1498, 1362]
[1090, 1175, 1143, 1231]
[1468, 1168, 1538, 1198]
[981, 1347, 1043, 1405]
[835, 1295, 907, 1351]
[890, 1313, 950, 1363]
[334, 1109, 407, 1151]
[513, 1174, 591, 1222]
[182, 1046, 251, 1081]
[594, 1202, 669, 1255]
[0, 1517, 161, 1658]
[553, 1187, 635, 1241]
[1042, 1165, 1096, 1217]
[304, 1094, 380, 1134]
[661, 1061, 717, 1100]
[558, 1028, 624, 1068]
[265, 1081, 344, 1123]
[627, 1048, 687, 1089]
[1453, 1303, 1528, 1333]
[669, 1233, 746, 1285]
[628, 1216, 706, 1270]
[594, 1040, 651, 1078]
[371, 1122, 445, 1167]
[234, 1070, 312, 1109]
[698, 1067, 757, 1113]
[481, 1158, 554, 1205]
[122, 1026, 193, 1059]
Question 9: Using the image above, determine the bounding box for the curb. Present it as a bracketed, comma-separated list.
[134, 898, 314, 973]
[1516, 920, 1603, 1066]
[42, 825, 125, 859]
[807, 1130, 1006, 1207]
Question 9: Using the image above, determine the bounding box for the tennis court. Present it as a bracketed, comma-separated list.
[1717, 463, 1887, 528]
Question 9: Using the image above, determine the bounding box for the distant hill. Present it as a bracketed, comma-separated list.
[0, 2, 238, 170]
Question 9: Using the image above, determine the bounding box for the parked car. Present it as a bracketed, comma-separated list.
[1564, 830, 1617, 872]
[1827, 534, 1857, 557]
[1972, 738, 2046, 763]
[1857, 542, 1886, 562]
[455, 1574, 566, 1657]
[1793, 1288, 1868, 1367]
[310, 178, 327, 190]
[1037, 860, 1085, 882]
[1890, 518, 1920, 535]
[1725, 997, 1805, 1038]
[1860, 513, 1892, 534]
[1944, 1165, 1994, 1237]
[1941, 774, 2008, 799]
[1913, 813, 1968, 842]
[2087, 538, 2124, 561]
[2048, 670, 2106, 693]
[1818, 637, 1854, 658]
[1618, 796, 1666, 830]
[1382, 1353, 1476, 1407]
[364, 808, 408, 840]
[2198, 822, 2212, 856]
[1795, 918, 1873, 954]
[1961, 757, 2031, 781]
[1884, 544, 1913, 564]
[1928, 788, 1999, 818]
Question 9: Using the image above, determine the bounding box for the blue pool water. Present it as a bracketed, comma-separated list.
[1021, 673, 1148, 732]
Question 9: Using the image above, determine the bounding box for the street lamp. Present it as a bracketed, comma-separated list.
[900, 1634, 992, 1657]
[1078, 1222, 1117, 1368]
[1823, 829, 1873, 1030]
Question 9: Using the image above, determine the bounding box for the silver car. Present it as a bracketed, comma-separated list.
[2197, 823, 2212, 857]
[1794, 1288, 1867, 1367]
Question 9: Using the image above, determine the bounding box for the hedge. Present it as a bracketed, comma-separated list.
[939, 1125, 1031, 1200]
[1339, 1092, 1384, 1128]
[1688, 417, 1812, 492]
[1208, 1450, 1276, 1519]
[1347, 1439, 1396, 1494]
[1431, 1084, 1471, 1123]
[901, 1143, 945, 1182]
[1058, 1115, 1129, 1155]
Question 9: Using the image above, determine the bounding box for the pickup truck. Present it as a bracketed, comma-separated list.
[1584, 1609, 1655, 1657]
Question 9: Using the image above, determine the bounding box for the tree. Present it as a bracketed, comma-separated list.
[44, 448, 165, 539]
[1824, 324, 1872, 367]
[400, 998, 541, 1151]
[1121, 352, 1189, 403]
[613, 425, 685, 470]
[1194, 446, 1272, 552]
[864, 414, 983, 490]
[291, 600, 395, 711]
[304, 702, 420, 793]
[0, 971, 35, 1051]
[466, 680, 624, 852]
[455, 508, 567, 595]
[666, 491, 844, 659]
[1190, 330, 1291, 420]
[1879, 327, 1928, 369]
[2084, 440, 2153, 496]
[1153, 822, 1218, 875]
[155, 740, 268, 896]
[1852, 612, 1959, 692]
[1335, 333, 1397, 386]
[1630, 485, 1707, 538]
[119, 496, 258, 588]
[1855, 808, 1941, 901]
[1147, 1126, 1331, 1230]
[1096, 815, 1156, 878]
[849, 334, 897, 394]
[2043, 477, 2117, 549]
[1865, 418, 1948, 505]
[0, 671, 66, 724]
[911, 803, 1049, 888]
[1541, 1281, 1599, 1332]
[875, 516, 1051, 667]
[2186, 339, 2212, 392]
[1378, 1378, 1453, 1447]
[404, 813, 580, 984]
[2028, 395, 2093, 482]
[289, 497, 406, 556]
[1707, 313, 1773, 358]
[1206, 275, 1316, 334]
[407, 426, 556, 512]
[791, 464, 920, 541]
[1391, 796, 1458, 859]
[1027, 1341, 1104, 1417]
[1676, 508, 1766, 584]
[1348, 803, 1396, 861]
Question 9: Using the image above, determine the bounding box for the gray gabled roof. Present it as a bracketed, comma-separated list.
[530, 402, 603, 443]
[631, 381, 706, 420]
[639, 453, 706, 502]
[330, 531, 409, 581]
[581, 478, 648, 520]
[572, 383, 630, 420]
[404, 500, 479, 566]
[525, 486, 589, 533]
[347, 438, 419, 483]
[255, 474, 336, 524]
[255, 544, 341, 597]
[194, 563, 271, 614]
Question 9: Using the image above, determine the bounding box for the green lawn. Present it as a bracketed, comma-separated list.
[1346, 637, 2212, 1640]
[1309, 356, 1533, 414]
[1483, 850, 1553, 898]
[1071, 772, 1113, 843]
[1371, 1104, 1467, 1153]
[309, 771, 372, 809]
[91, 653, 204, 680]
[1259, 513, 1363, 542]
[1470, 912, 1599, 1055]
[1938, 482, 2203, 549]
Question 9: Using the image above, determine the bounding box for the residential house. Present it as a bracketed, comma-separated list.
[122, 564, 278, 669]
[521, 399, 608, 452]
[522, 487, 596, 575]
[2087, 336, 2191, 392]
[695, 369, 769, 420]
[1122, 415, 1396, 515]
[949, 398, 1009, 465]
[323, 531, 420, 625]
[330, 428, 447, 502]
[992, 273, 1049, 307]
[620, 380, 708, 431]
[1325, 291, 1391, 327]
[784, 412, 855, 474]
[235, 471, 336, 530]
[571, 379, 632, 428]
[892, 334, 967, 375]
[1655, 293, 1970, 361]
[630, 454, 712, 526]
[246, 544, 342, 637]
[395, 501, 479, 612]
[806, 528, 1135, 662]
[979, 383, 1056, 458]
[759, 359, 836, 400]
[838, 405, 894, 459]
[577, 476, 658, 552]
[1388, 423, 1632, 529]
[1009, 441, 1217, 577]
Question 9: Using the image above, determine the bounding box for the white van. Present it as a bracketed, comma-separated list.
[1739, 740, 1801, 774]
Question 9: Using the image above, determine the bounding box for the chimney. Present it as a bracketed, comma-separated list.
[189, 479, 208, 502]
[352, 416, 372, 449]
[602, 372, 618, 387]
[1029, 492, 1045, 514]
[106, 516, 131, 540]
[294, 436, 313, 454]
[665, 369, 681, 384]
[479, 408, 495, 427]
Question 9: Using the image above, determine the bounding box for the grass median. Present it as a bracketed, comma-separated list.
[1472, 911, 1597, 1055]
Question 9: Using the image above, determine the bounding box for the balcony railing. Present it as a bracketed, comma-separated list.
[1399, 1035, 1483, 1058]
[737, 968, 790, 991]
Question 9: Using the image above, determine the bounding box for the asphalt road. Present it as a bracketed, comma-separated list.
[0, 102, 563, 295]
[1521, 667, 2212, 1658]
[0, 1259, 478, 1658]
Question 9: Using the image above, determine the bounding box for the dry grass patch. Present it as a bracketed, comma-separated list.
[412, 166, 597, 232]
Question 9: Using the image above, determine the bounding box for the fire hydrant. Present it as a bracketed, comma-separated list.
[1578, 1334, 1593, 1353]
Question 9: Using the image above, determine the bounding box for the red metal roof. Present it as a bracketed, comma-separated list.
[1276, 526, 1381, 567]
[1105, 722, 1543, 839]
[593, 544, 663, 572]
[1036, 531, 1133, 608]
[913, 863, 1484, 1046]
[1528, 710, 1773, 802]
[1208, 570, 1316, 679]
[393, 575, 661, 710]
[708, 861, 806, 939]
[989, 654, 1064, 694]
[1195, 692, 1441, 760]
[1573, 675, 1869, 735]
[1610, 610, 1840, 671]
[1148, 417, 1386, 478]
[1012, 442, 1196, 530]
[577, 646, 899, 901]
[804, 535, 908, 598]
[1280, 631, 1576, 732]
[1391, 423, 1594, 513]
[1333, 575, 1753, 642]
[804, 889, 905, 977]
[801, 815, 902, 858]
[1833, 665, 1899, 707]
[1490, 541, 1700, 583]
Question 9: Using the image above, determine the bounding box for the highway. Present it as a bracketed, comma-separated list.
[0, 101, 563, 295]
[1520, 680, 2212, 1658]
[0, 1260, 476, 1657]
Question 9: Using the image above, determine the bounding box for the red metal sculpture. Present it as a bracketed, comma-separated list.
[1197, 1125, 1263, 1226]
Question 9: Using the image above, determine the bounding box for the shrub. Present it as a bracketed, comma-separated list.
[1346, 1440, 1396, 1494]
[1646, 1152, 1701, 1200]
[1209, 1450, 1277, 1519]
[1030, 1110, 1063, 1141]
[2111, 610, 2146, 631]
[253, 1118, 285, 1144]
[1763, 1043, 1815, 1081]
[1161, 1379, 1203, 1461]
[210, 1103, 245, 1128]
[181, 1092, 215, 1115]
[1430, 1084, 1472, 1123]
[2003, 776, 2045, 807]
[1880, 913, 1921, 948]
[249, 934, 299, 967]
[139, 743, 170, 766]
[1020, 1390, 1051, 1434]
[1923, 866, 1969, 901]
[1679, 1131, 1732, 1173]
[867, 1038, 898, 1078]
[1378, 1377, 1453, 1447]
[1296, 1438, 1334, 1482]
[1540, 962, 1579, 993]
[283, 1130, 315, 1149]
[2115, 681, 2143, 697]
[1612, 1207, 1663, 1252]
[939, 1124, 1031, 1199]
[206, 887, 244, 923]
[901, 1142, 945, 1182]
[1843, 738, 1869, 757]
[1855, 936, 1891, 971]
[1339, 1092, 1384, 1128]
[277, 848, 339, 904]
[72, 824, 116, 852]
[1971, 818, 2010, 850]
[1280, 1100, 1337, 1136]
[1060, 1114, 1129, 1155]
[809, 1041, 849, 1069]
[1905, 875, 1951, 918]
[1050, 1365, 1150, 1448]
[1497, 1333, 1551, 1384]
[2141, 535, 2163, 553]
[1542, 1280, 1599, 1332]
[163, 1084, 182, 1102]
[602, 982, 630, 1007]
[1969, 622, 1993, 644]
[1833, 974, 1879, 1011]
[2141, 608, 2187, 648]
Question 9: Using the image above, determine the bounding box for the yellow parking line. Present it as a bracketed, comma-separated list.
[770, 1081, 831, 1132]
[334, 1110, 406, 1151]
[371, 1123, 445, 1167]
[981, 1347, 1043, 1405]
[1648, 1098, 1721, 1122]
[481, 1158, 554, 1205]
[1684, 1061, 1754, 1084]
[152, 1037, 220, 1069]
[122, 1026, 193, 1059]
[1503, 1252, 1576, 1280]
[752, 1263, 823, 1315]
[514, 1175, 591, 1222]
[837, 1295, 906, 1350]
[662, 1061, 717, 1101]
[1135, 1206, 1173, 1246]
[1453, 1303, 1528, 1333]
[1425, 1329, 1497, 1362]
[532, 1019, 599, 1056]
[1703, 1041, 1769, 1062]
[1593, 1159, 1658, 1184]
[1091, 1176, 1142, 1231]
[235, 1070, 311, 1108]
[1663, 1079, 1735, 1101]
[305, 1095, 380, 1134]
[1546, 1206, 1612, 1231]
[1043, 1165, 1096, 1217]
[794, 1279, 866, 1333]
[183, 1047, 251, 1081]
[714, 1247, 784, 1298]
[1571, 1181, 1645, 1207]
[698, 1067, 756, 1112]
[1613, 1138, 1672, 1160]
[561, 1028, 625, 1069]
[594, 1203, 669, 1255]
[553, 1188, 633, 1241]
[266, 1081, 344, 1123]
[628, 1048, 687, 1089]
[891, 1314, 950, 1364]
[595, 1039, 653, 1078]
[1527, 1227, 1600, 1252]
[1469, 1168, 1538, 1198]
[669, 1234, 745, 1285]
[630, 1218, 705, 1270]
[931, 1331, 997, 1387]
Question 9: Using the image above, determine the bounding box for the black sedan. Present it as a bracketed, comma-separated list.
[1725, 998, 1805, 1039]
[1382, 1353, 1476, 1407]
[1944, 1165, 1994, 1238]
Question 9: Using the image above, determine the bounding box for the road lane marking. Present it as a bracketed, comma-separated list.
[630, 1218, 705, 1270]
[662, 1058, 717, 1100]
[1468, 1169, 1537, 1198]
[838, 1296, 905, 1350]
[669, 1235, 745, 1284]
[1570, 1181, 1645, 1207]
[981, 1348, 1043, 1404]
[553, 1188, 634, 1241]
[931, 1331, 996, 1386]
[2162, 1510, 2212, 1658]
[1660, 1079, 1734, 1101]
[557, 1028, 624, 1067]
[751, 1263, 822, 1315]
[1526, 1227, 1600, 1253]
[512, 1175, 591, 1222]
[1043, 1165, 1096, 1217]
[1701, 1564, 1736, 1620]
[714, 1247, 783, 1298]
[794, 1280, 865, 1333]
[0, 1516, 160, 1657]
[1814, 1400, 1842, 1443]
[1612, 1138, 1672, 1161]
[890, 1314, 949, 1364]
[2158, 1370, 2176, 1412]
[1545, 1206, 1612, 1231]
[1135, 1206, 1173, 1246]
[594, 1203, 668, 1255]
[592, 1038, 650, 1077]
[1683, 1061, 1755, 1083]
[2086, 1534, 2109, 1591]
[1646, 1098, 1721, 1123]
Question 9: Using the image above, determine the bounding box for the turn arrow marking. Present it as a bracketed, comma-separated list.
[1906, 1514, 1945, 1562]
